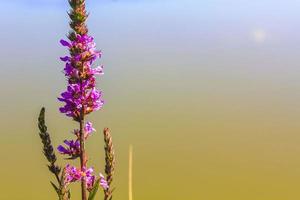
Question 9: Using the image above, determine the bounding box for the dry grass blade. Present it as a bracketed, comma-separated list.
[129, 145, 133, 200]
[103, 128, 116, 200]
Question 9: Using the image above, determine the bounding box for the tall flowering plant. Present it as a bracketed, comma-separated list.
[37, 1, 115, 200]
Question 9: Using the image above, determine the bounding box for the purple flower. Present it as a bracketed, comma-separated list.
[84, 167, 95, 191]
[85, 171, 109, 191]
[63, 165, 108, 191]
[64, 165, 99, 190]
[99, 173, 109, 190]
[60, 56, 70, 62]
[64, 165, 95, 187]
[60, 39, 71, 47]
[86, 65, 104, 76]
[64, 164, 82, 186]
[71, 122, 95, 139]
[57, 140, 80, 157]
[84, 122, 96, 138]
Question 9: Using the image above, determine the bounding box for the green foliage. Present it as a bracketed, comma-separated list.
[88, 178, 101, 200]
[51, 181, 61, 196]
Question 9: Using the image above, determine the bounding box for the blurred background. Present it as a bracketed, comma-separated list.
[1, 0, 300, 199]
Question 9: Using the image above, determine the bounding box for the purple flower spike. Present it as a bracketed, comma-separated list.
[58, 34, 104, 120]
[47, 1, 115, 199]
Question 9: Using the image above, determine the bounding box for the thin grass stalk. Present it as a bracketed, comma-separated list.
[129, 145, 133, 200]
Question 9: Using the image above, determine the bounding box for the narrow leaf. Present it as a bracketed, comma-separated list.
[50, 181, 60, 196]
[88, 178, 100, 200]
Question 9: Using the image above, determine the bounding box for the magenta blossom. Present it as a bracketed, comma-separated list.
[64, 165, 108, 191]
[84, 167, 96, 191]
[72, 122, 96, 139]
[84, 168, 109, 191]
[64, 164, 82, 185]
[99, 173, 109, 190]
[84, 121, 96, 138]
[57, 140, 80, 157]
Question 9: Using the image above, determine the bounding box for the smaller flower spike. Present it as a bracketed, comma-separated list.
[57, 140, 81, 158]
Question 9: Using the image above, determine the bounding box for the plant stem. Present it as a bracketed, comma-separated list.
[80, 107, 87, 200]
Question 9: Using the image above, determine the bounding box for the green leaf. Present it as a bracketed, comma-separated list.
[88, 178, 100, 200]
[50, 181, 60, 196]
